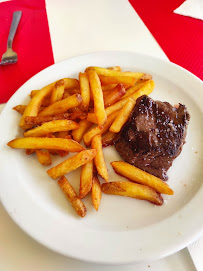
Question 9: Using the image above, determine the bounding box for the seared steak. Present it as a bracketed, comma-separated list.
[115, 95, 190, 180]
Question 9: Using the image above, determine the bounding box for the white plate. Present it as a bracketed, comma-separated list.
[0, 52, 203, 264]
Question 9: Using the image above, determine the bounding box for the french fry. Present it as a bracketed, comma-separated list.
[36, 150, 52, 166]
[24, 113, 71, 126]
[50, 79, 65, 104]
[92, 174, 102, 211]
[110, 98, 136, 133]
[87, 69, 107, 128]
[41, 96, 51, 107]
[99, 75, 136, 87]
[79, 160, 93, 198]
[103, 84, 126, 107]
[63, 78, 79, 89]
[20, 82, 55, 129]
[102, 181, 163, 205]
[92, 135, 108, 181]
[102, 84, 117, 92]
[47, 149, 97, 179]
[72, 119, 93, 143]
[111, 161, 174, 195]
[24, 120, 79, 137]
[121, 82, 146, 99]
[137, 73, 152, 82]
[30, 79, 79, 98]
[39, 94, 82, 117]
[87, 80, 154, 123]
[13, 105, 27, 115]
[86, 67, 143, 79]
[57, 150, 69, 157]
[58, 176, 87, 217]
[83, 111, 118, 147]
[8, 137, 84, 152]
[79, 72, 90, 111]
[102, 131, 117, 147]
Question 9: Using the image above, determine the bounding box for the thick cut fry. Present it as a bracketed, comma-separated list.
[36, 150, 52, 166]
[88, 69, 107, 128]
[24, 120, 79, 137]
[13, 105, 27, 115]
[79, 72, 90, 111]
[102, 131, 117, 147]
[72, 119, 93, 143]
[50, 80, 65, 104]
[121, 82, 146, 99]
[47, 149, 97, 179]
[86, 67, 144, 79]
[102, 84, 117, 92]
[110, 98, 136, 133]
[79, 160, 93, 198]
[83, 111, 118, 147]
[24, 113, 71, 126]
[103, 84, 126, 107]
[58, 176, 86, 217]
[39, 94, 82, 117]
[20, 82, 55, 129]
[99, 75, 136, 87]
[92, 174, 102, 211]
[102, 181, 163, 205]
[8, 137, 84, 152]
[92, 135, 108, 181]
[111, 161, 174, 195]
[87, 80, 155, 123]
[63, 78, 79, 89]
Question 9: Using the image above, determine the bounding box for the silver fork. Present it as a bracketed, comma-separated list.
[0, 11, 22, 65]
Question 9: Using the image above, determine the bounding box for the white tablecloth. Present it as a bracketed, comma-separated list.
[0, 0, 200, 270]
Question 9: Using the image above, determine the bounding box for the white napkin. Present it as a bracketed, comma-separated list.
[188, 237, 203, 271]
[174, 0, 203, 20]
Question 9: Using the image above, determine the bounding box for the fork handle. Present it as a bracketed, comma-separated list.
[7, 11, 22, 49]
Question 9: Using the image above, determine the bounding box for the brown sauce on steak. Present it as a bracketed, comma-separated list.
[115, 95, 190, 180]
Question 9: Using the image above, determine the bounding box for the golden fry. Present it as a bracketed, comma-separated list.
[102, 181, 163, 205]
[92, 174, 102, 211]
[13, 105, 27, 115]
[86, 66, 143, 79]
[36, 150, 52, 166]
[83, 111, 118, 147]
[103, 84, 126, 107]
[121, 82, 146, 99]
[47, 149, 97, 179]
[24, 113, 71, 126]
[50, 79, 65, 104]
[58, 176, 86, 217]
[107, 66, 121, 72]
[8, 137, 84, 152]
[39, 94, 82, 117]
[110, 98, 136, 133]
[20, 82, 55, 129]
[102, 84, 117, 92]
[24, 120, 79, 137]
[92, 135, 108, 181]
[79, 72, 90, 111]
[99, 75, 136, 87]
[72, 119, 93, 143]
[111, 161, 174, 195]
[88, 69, 107, 128]
[79, 160, 93, 198]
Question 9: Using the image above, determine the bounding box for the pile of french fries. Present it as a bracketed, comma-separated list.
[8, 66, 173, 218]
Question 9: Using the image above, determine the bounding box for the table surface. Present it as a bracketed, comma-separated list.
[0, 0, 200, 270]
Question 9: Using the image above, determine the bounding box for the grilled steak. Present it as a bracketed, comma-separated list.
[115, 95, 190, 180]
